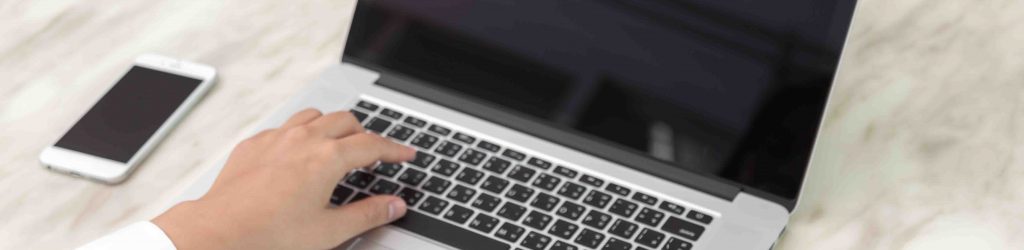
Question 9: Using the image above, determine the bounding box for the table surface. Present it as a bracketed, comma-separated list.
[2, 0, 1023, 249]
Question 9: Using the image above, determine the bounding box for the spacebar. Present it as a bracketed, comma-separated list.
[391, 210, 510, 250]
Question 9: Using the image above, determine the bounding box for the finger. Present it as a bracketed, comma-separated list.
[280, 108, 323, 129]
[306, 111, 363, 138]
[329, 133, 416, 174]
[324, 195, 407, 242]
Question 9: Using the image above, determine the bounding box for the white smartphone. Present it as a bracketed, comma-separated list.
[39, 54, 216, 184]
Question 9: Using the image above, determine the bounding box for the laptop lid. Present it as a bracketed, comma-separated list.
[341, 0, 857, 210]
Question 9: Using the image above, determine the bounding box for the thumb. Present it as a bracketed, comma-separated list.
[328, 195, 407, 241]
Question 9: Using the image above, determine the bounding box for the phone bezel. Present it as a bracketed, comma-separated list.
[39, 54, 216, 184]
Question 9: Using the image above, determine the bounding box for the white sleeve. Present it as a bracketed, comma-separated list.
[78, 221, 177, 250]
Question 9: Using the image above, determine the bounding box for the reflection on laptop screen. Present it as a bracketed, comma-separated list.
[344, 0, 857, 200]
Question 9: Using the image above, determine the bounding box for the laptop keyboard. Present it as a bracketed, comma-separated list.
[331, 99, 715, 250]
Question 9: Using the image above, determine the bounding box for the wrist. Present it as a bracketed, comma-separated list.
[153, 200, 239, 249]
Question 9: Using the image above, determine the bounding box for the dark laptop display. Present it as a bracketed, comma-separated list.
[344, 0, 857, 201]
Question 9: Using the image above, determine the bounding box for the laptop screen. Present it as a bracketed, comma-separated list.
[344, 0, 856, 200]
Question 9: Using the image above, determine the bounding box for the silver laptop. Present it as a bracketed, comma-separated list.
[176, 0, 858, 249]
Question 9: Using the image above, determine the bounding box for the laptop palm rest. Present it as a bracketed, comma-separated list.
[336, 227, 451, 250]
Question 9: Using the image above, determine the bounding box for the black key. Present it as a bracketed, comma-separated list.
[605, 183, 631, 196]
[476, 140, 501, 153]
[601, 237, 631, 250]
[397, 168, 428, 186]
[530, 193, 561, 212]
[403, 116, 427, 128]
[422, 176, 452, 194]
[582, 210, 612, 229]
[410, 133, 439, 149]
[574, 229, 606, 249]
[636, 208, 666, 227]
[443, 204, 475, 224]
[580, 174, 605, 187]
[481, 176, 510, 194]
[431, 159, 461, 177]
[350, 192, 371, 202]
[351, 110, 368, 122]
[523, 211, 553, 230]
[557, 182, 587, 200]
[631, 192, 658, 206]
[548, 219, 580, 240]
[497, 202, 527, 221]
[391, 210, 510, 250]
[482, 157, 512, 174]
[663, 237, 693, 250]
[471, 193, 502, 212]
[506, 184, 535, 203]
[551, 241, 579, 250]
[526, 157, 552, 169]
[501, 149, 526, 161]
[634, 228, 666, 248]
[553, 166, 578, 179]
[330, 185, 354, 205]
[373, 163, 403, 177]
[583, 190, 613, 209]
[686, 210, 714, 224]
[661, 217, 705, 241]
[469, 213, 501, 233]
[355, 100, 379, 111]
[446, 185, 477, 203]
[434, 141, 463, 157]
[386, 125, 415, 142]
[428, 124, 452, 136]
[369, 179, 400, 194]
[531, 173, 562, 191]
[453, 132, 476, 144]
[455, 167, 485, 185]
[364, 118, 392, 133]
[659, 201, 685, 215]
[508, 165, 537, 183]
[608, 199, 639, 218]
[380, 108, 403, 120]
[495, 222, 526, 243]
[556, 201, 586, 220]
[457, 149, 487, 166]
[418, 196, 449, 215]
[521, 232, 553, 250]
[409, 151, 436, 168]
[608, 219, 639, 239]
[396, 187, 425, 206]
[345, 171, 375, 188]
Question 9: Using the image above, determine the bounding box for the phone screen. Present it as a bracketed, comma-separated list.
[56, 66, 201, 163]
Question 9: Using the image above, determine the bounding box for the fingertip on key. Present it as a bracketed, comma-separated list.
[403, 146, 417, 161]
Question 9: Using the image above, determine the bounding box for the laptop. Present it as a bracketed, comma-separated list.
[176, 0, 858, 249]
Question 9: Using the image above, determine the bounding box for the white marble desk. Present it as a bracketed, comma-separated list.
[1, 0, 1022, 249]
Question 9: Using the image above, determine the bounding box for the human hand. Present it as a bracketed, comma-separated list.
[153, 109, 415, 249]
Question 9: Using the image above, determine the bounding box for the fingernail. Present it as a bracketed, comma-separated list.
[388, 199, 407, 220]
